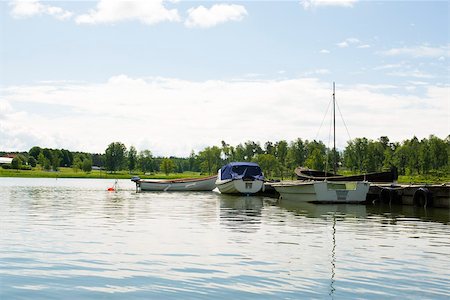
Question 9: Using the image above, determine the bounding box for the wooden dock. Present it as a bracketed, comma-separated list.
[263, 182, 450, 208]
[367, 183, 450, 208]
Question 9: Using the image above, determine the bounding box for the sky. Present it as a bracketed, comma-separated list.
[0, 0, 449, 157]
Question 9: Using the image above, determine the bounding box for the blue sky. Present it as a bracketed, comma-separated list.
[0, 0, 449, 156]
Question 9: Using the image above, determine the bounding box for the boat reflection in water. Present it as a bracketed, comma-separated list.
[218, 194, 264, 233]
[277, 198, 449, 224]
[278, 198, 367, 218]
[277, 198, 367, 298]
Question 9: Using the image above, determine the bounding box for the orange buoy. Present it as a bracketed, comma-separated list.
[107, 179, 119, 192]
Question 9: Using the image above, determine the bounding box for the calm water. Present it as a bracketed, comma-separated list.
[1, 178, 449, 299]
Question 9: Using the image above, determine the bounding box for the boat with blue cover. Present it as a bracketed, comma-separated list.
[215, 162, 264, 194]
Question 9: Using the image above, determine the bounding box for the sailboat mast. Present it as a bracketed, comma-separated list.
[333, 82, 337, 175]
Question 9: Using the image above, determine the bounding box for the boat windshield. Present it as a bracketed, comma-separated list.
[231, 165, 262, 176]
[220, 162, 264, 180]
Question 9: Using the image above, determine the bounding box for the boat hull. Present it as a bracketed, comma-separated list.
[138, 176, 217, 191]
[273, 181, 370, 203]
[216, 179, 264, 194]
[295, 167, 398, 183]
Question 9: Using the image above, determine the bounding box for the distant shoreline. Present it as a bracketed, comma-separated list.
[1, 168, 448, 184]
[0, 168, 207, 180]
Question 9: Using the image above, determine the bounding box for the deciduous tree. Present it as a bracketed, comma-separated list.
[160, 158, 175, 175]
[128, 146, 137, 173]
[105, 142, 127, 173]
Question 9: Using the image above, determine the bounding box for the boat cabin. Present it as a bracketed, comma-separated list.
[219, 162, 264, 181]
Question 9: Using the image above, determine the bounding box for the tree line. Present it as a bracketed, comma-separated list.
[2, 135, 448, 177]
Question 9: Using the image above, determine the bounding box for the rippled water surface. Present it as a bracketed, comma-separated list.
[1, 178, 449, 299]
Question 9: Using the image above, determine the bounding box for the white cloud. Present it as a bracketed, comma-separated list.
[75, 0, 180, 25]
[373, 63, 407, 70]
[374, 62, 435, 79]
[305, 69, 331, 75]
[387, 70, 434, 79]
[320, 49, 330, 54]
[337, 37, 361, 48]
[10, 0, 73, 20]
[1, 76, 448, 155]
[357, 44, 371, 49]
[301, 0, 357, 10]
[337, 41, 349, 48]
[185, 4, 247, 28]
[381, 45, 450, 58]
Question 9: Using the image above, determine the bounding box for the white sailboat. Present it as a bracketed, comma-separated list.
[272, 83, 370, 203]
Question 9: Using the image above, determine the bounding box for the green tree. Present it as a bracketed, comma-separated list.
[233, 144, 246, 161]
[305, 140, 327, 171]
[419, 138, 431, 174]
[429, 135, 448, 170]
[405, 137, 421, 174]
[61, 149, 73, 167]
[305, 148, 325, 171]
[28, 156, 37, 168]
[221, 141, 233, 163]
[264, 141, 276, 155]
[82, 158, 92, 173]
[29, 146, 42, 160]
[11, 156, 21, 170]
[343, 138, 368, 172]
[366, 140, 385, 172]
[43, 159, 51, 171]
[253, 153, 278, 178]
[37, 152, 53, 171]
[128, 146, 137, 173]
[42, 148, 53, 162]
[105, 142, 127, 173]
[198, 146, 222, 175]
[188, 150, 198, 172]
[275, 140, 288, 179]
[51, 149, 62, 171]
[326, 148, 341, 173]
[243, 141, 263, 161]
[92, 153, 104, 168]
[393, 145, 408, 175]
[138, 150, 154, 173]
[72, 155, 83, 172]
[287, 138, 306, 168]
[160, 158, 175, 175]
[383, 146, 395, 170]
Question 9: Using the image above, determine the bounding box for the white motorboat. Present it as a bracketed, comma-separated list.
[215, 162, 264, 194]
[272, 180, 370, 203]
[132, 175, 217, 191]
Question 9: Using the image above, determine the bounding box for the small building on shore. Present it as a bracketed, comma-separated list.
[0, 157, 13, 164]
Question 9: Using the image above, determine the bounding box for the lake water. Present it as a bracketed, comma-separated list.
[1, 178, 449, 299]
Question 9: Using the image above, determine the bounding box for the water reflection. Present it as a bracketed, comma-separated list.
[277, 198, 449, 224]
[218, 194, 263, 233]
[277, 199, 367, 218]
[366, 203, 450, 224]
[1, 178, 449, 299]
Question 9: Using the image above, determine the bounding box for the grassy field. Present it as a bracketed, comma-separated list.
[338, 169, 450, 184]
[1, 167, 448, 184]
[0, 167, 207, 180]
[397, 174, 450, 184]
